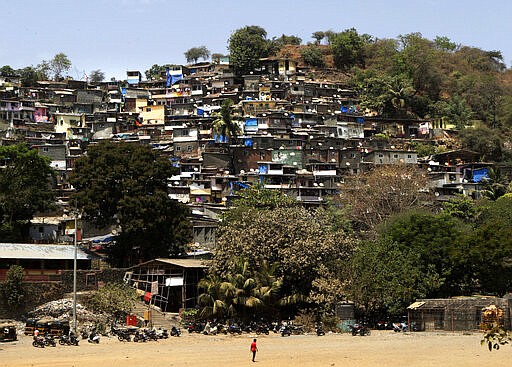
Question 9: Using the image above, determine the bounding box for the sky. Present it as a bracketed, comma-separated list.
[2, 0, 512, 80]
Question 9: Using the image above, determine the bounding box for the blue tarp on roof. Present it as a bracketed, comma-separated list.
[473, 168, 490, 182]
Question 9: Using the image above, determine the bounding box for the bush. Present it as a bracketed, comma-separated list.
[301, 45, 325, 68]
[0, 265, 25, 310]
[85, 282, 138, 316]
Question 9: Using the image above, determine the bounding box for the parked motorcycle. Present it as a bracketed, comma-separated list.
[59, 333, 79, 346]
[280, 324, 291, 337]
[154, 328, 168, 339]
[315, 323, 325, 336]
[170, 326, 181, 337]
[32, 336, 45, 348]
[44, 334, 56, 347]
[133, 330, 148, 342]
[349, 323, 371, 336]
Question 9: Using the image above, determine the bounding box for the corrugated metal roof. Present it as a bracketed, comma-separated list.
[155, 258, 209, 268]
[0, 243, 94, 260]
[407, 301, 426, 310]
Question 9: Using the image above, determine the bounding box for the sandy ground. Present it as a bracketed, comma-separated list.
[1, 330, 511, 367]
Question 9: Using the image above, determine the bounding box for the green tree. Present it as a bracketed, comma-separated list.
[330, 28, 371, 70]
[47, 53, 72, 81]
[347, 237, 441, 317]
[434, 36, 458, 52]
[269, 34, 302, 54]
[481, 167, 508, 200]
[184, 46, 210, 64]
[212, 203, 354, 315]
[212, 99, 240, 173]
[70, 142, 192, 267]
[228, 25, 269, 76]
[312, 31, 325, 45]
[86, 282, 138, 315]
[0, 265, 25, 311]
[233, 186, 297, 210]
[0, 65, 16, 76]
[89, 69, 105, 83]
[0, 144, 55, 241]
[459, 126, 503, 161]
[300, 45, 325, 68]
[144, 64, 173, 81]
[465, 194, 512, 295]
[442, 194, 478, 222]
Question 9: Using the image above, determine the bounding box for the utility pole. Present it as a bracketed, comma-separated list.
[72, 205, 78, 334]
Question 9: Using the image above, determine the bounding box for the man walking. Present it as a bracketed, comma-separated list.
[250, 338, 258, 362]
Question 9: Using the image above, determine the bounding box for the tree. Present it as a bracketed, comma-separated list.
[459, 126, 503, 161]
[0, 265, 25, 311]
[145, 64, 172, 81]
[228, 25, 269, 76]
[269, 34, 302, 54]
[47, 53, 71, 81]
[211, 53, 225, 64]
[212, 202, 354, 315]
[184, 46, 210, 64]
[89, 69, 105, 83]
[86, 282, 138, 316]
[0, 144, 55, 241]
[338, 164, 432, 232]
[434, 36, 458, 52]
[330, 28, 372, 70]
[212, 99, 241, 173]
[70, 142, 192, 267]
[300, 45, 325, 68]
[312, 31, 325, 45]
[0, 65, 16, 76]
[481, 167, 508, 200]
[347, 237, 441, 317]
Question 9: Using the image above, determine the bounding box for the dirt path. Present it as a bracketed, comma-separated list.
[1, 330, 511, 367]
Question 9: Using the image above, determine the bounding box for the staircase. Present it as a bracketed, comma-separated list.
[130, 300, 180, 329]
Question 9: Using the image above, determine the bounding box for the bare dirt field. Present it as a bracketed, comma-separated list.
[1, 330, 511, 367]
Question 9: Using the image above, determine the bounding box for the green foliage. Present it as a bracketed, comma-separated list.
[212, 99, 239, 143]
[86, 282, 138, 315]
[434, 36, 458, 52]
[70, 142, 192, 266]
[228, 25, 269, 76]
[459, 126, 503, 161]
[184, 46, 210, 64]
[45, 53, 71, 81]
[300, 45, 325, 68]
[347, 238, 441, 316]
[231, 186, 297, 210]
[330, 28, 372, 70]
[481, 167, 509, 200]
[212, 204, 354, 315]
[269, 34, 302, 54]
[145, 64, 173, 81]
[0, 144, 55, 241]
[311, 31, 325, 45]
[0, 65, 16, 76]
[0, 265, 25, 310]
[433, 95, 473, 129]
[89, 69, 105, 83]
[410, 142, 437, 158]
[442, 195, 478, 222]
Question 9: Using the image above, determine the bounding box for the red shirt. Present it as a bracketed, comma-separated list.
[251, 341, 257, 352]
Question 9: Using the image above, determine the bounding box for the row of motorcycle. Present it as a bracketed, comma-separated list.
[110, 326, 182, 342]
[186, 321, 326, 337]
[32, 330, 99, 348]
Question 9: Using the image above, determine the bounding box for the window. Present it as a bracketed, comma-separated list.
[378, 154, 383, 158]
[350, 153, 355, 158]
[43, 147, 49, 152]
[187, 145, 192, 152]
[86, 273, 96, 287]
[407, 154, 412, 159]
[176, 146, 181, 151]
[393, 154, 399, 158]
[146, 107, 152, 112]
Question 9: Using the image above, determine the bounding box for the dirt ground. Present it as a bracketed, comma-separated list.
[1, 330, 511, 367]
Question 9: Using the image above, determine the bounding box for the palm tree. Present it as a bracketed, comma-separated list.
[197, 274, 230, 319]
[212, 99, 241, 173]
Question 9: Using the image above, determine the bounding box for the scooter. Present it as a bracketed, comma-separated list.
[315, 323, 325, 336]
[280, 324, 291, 337]
[88, 330, 100, 344]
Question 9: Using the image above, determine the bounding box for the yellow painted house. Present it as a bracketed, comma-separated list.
[139, 104, 166, 124]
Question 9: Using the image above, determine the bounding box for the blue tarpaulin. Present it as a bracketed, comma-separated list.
[473, 168, 490, 182]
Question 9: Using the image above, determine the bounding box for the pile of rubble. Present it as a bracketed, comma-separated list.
[26, 298, 109, 325]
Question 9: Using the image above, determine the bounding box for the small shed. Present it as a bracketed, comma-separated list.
[408, 296, 511, 332]
[124, 258, 209, 312]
